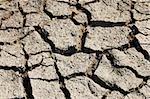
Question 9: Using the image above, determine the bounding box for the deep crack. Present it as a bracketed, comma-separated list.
[0, 0, 149, 98]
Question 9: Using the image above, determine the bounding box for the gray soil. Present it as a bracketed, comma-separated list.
[0, 0, 150, 99]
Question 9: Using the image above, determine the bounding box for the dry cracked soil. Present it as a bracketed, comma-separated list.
[0, 0, 150, 99]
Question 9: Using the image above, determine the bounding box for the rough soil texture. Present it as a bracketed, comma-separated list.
[0, 0, 150, 99]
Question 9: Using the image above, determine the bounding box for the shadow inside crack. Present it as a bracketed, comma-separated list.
[125, 26, 149, 61]
[43, 8, 71, 20]
[76, 3, 92, 24]
[70, 16, 82, 25]
[34, 26, 78, 56]
[21, 44, 35, 99]
[82, 47, 99, 54]
[34, 26, 56, 52]
[34, 26, 103, 56]
[0, 42, 4, 45]
[65, 72, 86, 80]
[89, 21, 126, 27]
[55, 46, 77, 56]
[115, 65, 150, 82]
[105, 51, 150, 82]
[30, 78, 58, 82]
[84, 0, 100, 5]
[54, 61, 71, 99]
[58, 1, 92, 24]
[22, 75, 34, 99]
[0, 66, 22, 73]
[89, 75, 129, 95]
[129, 25, 150, 61]
[129, 37, 150, 61]
[10, 97, 25, 99]
[81, 30, 88, 50]
[60, 86, 71, 99]
[118, 25, 150, 61]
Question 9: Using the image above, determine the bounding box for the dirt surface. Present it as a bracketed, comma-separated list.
[0, 0, 150, 99]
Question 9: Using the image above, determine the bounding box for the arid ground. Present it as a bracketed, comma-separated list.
[0, 0, 150, 99]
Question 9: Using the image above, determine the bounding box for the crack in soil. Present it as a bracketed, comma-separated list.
[0, 0, 149, 98]
[33, 25, 71, 99]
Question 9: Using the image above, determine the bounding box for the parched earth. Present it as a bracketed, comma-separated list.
[0, 0, 150, 99]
